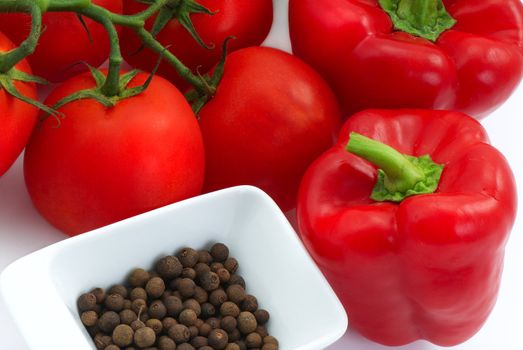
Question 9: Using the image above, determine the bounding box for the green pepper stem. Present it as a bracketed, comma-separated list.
[46, 0, 92, 11]
[347, 132, 425, 193]
[0, 0, 42, 73]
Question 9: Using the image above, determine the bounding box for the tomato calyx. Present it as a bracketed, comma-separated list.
[0, 68, 60, 117]
[185, 37, 232, 114]
[138, 0, 216, 50]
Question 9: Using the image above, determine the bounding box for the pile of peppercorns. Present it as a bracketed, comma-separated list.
[77, 243, 279, 350]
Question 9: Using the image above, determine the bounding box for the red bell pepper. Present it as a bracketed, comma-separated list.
[297, 109, 517, 346]
[289, 0, 523, 118]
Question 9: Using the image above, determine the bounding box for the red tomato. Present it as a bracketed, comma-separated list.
[121, 0, 273, 90]
[24, 72, 205, 236]
[0, 0, 123, 82]
[0, 32, 38, 177]
[199, 47, 342, 212]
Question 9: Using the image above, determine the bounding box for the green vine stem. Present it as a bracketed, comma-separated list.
[0, 0, 221, 110]
[0, 0, 42, 73]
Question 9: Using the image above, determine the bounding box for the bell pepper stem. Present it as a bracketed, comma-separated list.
[347, 132, 425, 193]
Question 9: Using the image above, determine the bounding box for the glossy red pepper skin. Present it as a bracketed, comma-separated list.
[289, 0, 523, 118]
[297, 110, 517, 346]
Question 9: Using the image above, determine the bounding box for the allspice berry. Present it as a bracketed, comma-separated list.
[241, 295, 258, 313]
[131, 299, 148, 315]
[128, 268, 150, 287]
[168, 324, 190, 343]
[237, 312, 257, 334]
[78, 293, 97, 312]
[156, 256, 183, 280]
[91, 288, 106, 304]
[200, 271, 220, 292]
[149, 300, 167, 320]
[146, 277, 166, 299]
[263, 336, 278, 345]
[158, 335, 176, 350]
[179, 309, 197, 326]
[209, 289, 227, 306]
[177, 278, 196, 298]
[225, 343, 240, 350]
[193, 286, 208, 304]
[216, 268, 231, 284]
[181, 267, 197, 280]
[197, 250, 213, 264]
[81, 311, 98, 327]
[201, 302, 216, 318]
[223, 258, 238, 273]
[119, 309, 137, 325]
[226, 285, 246, 305]
[194, 263, 211, 278]
[130, 287, 148, 301]
[104, 345, 120, 350]
[146, 318, 163, 334]
[191, 335, 208, 348]
[108, 285, 128, 299]
[162, 317, 177, 331]
[261, 344, 278, 350]
[208, 329, 229, 350]
[183, 299, 201, 316]
[245, 332, 262, 348]
[112, 324, 134, 347]
[198, 322, 212, 337]
[227, 275, 245, 289]
[164, 296, 184, 317]
[220, 316, 237, 333]
[210, 243, 229, 262]
[228, 328, 241, 342]
[99, 311, 121, 333]
[220, 302, 240, 318]
[105, 293, 125, 312]
[131, 319, 146, 331]
[178, 248, 199, 268]
[254, 310, 270, 325]
[177, 343, 196, 350]
[134, 327, 156, 348]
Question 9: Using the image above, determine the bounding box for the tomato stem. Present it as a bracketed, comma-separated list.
[0, 0, 42, 73]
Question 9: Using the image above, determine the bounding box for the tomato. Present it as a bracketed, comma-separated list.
[0, 0, 123, 82]
[24, 71, 205, 236]
[199, 47, 342, 212]
[121, 0, 273, 90]
[0, 32, 39, 177]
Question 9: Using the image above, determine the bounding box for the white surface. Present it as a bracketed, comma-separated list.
[0, 186, 347, 350]
[1, 0, 523, 348]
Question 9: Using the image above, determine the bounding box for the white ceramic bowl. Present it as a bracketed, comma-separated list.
[0, 186, 347, 350]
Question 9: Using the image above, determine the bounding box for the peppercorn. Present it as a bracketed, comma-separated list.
[199, 322, 212, 337]
[183, 299, 201, 316]
[210, 262, 224, 273]
[109, 285, 128, 299]
[91, 288, 106, 304]
[220, 316, 237, 333]
[112, 324, 134, 347]
[181, 267, 197, 280]
[261, 344, 278, 350]
[130, 287, 148, 301]
[263, 336, 278, 345]
[179, 309, 197, 326]
[206, 317, 221, 329]
[194, 263, 211, 278]
[210, 243, 229, 262]
[225, 343, 240, 350]
[177, 343, 195, 350]
[245, 333, 262, 348]
[208, 329, 229, 350]
[193, 286, 208, 304]
[146, 277, 166, 299]
[164, 296, 183, 317]
[227, 275, 245, 289]
[191, 335, 208, 348]
[216, 268, 231, 284]
[81, 311, 98, 327]
[255, 325, 268, 338]
[158, 335, 176, 350]
[105, 293, 125, 312]
[156, 256, 183, 280]
[220, 302, 240, 318]
[168, 324, 190, 343]
[78, 293, 97, 312]
[177, 248, 199, 268]
[119, 309, 137, 325]
[99, 311, 121, 333]
[241, 295, 258, 313]
[223, 258, 238, 273]
[237, 312, 257, 334]
[162, 316, 177, 331]
[134, 327, 156, 348]
[146, 318, 163, 334]
[209, 289, 227, 306]
[131, 299, 148, 315]
[228, 328, 241, 342]
[128, 268, 150, 287]
[254, 310, 269, 325]
[149, 300, 167, 319]
[226, 285, 246, 305]
[201, 302, 216, 318]
[177, 278, 196, 298]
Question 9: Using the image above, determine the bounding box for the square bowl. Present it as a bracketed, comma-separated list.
[0, 186, 347, 350]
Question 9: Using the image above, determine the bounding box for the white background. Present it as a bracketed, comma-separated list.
[1, 0, 522, 349]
